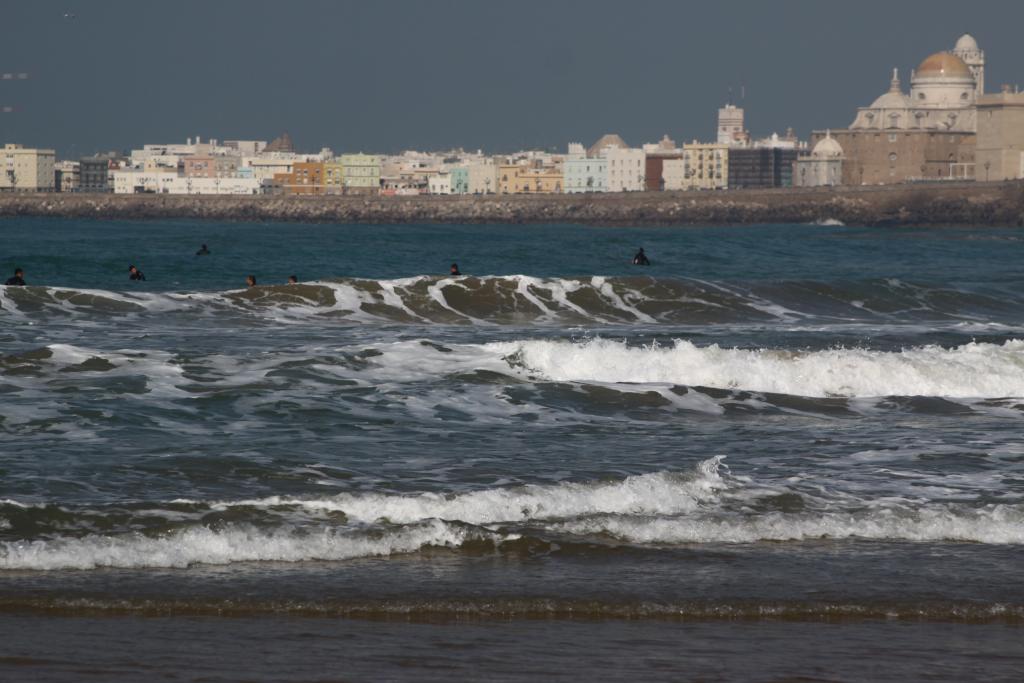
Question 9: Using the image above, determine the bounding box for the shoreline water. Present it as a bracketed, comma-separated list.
[1, 181, 1023, 227]
[3, 219, 1024, 681]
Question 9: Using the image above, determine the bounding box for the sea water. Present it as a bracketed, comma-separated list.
[1, 218, 1023, 681]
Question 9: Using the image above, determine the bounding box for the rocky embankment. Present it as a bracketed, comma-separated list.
[1, 182, 1023, 227]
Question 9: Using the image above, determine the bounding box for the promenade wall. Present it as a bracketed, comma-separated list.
[1, 182, 1023, 227]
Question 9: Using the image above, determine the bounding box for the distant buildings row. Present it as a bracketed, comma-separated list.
[0, 127, 807, 197]
[4, 33, 1024, 196]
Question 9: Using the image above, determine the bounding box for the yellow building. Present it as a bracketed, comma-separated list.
[323, 160, 344, 194]
[1, 143, 55, 192]
[340, 153, 381, 194]
[498, 163, 563, 194]
[682, 142, 728, 190]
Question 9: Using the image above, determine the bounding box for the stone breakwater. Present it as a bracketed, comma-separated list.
[1, 182, 1023, 227]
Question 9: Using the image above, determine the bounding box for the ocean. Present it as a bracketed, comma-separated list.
[1, 217, 1023, 682]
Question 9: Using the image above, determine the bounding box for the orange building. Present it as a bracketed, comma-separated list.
[274, 161, 328, 195]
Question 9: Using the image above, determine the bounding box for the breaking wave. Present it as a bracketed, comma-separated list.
[501, 338, 1024, 398]
[3, 457, 1022, 571]
[0, 519, 500, 571]
[2, 275, 1021, 325]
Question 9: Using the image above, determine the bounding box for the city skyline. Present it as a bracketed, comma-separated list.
[2, 0, 1023, 157]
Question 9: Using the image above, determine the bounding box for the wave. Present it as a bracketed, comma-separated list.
[5, 339, 1024, 432]
[0, 518, 505, 571]
[3, 275, 1021, 325]
[3, 457, 1022, 571]
[553, 505, 1024, 545]
[501, 338, 1024, 398]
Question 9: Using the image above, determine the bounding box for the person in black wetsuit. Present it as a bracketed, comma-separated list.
[287, 275, 298, 284]
[5, 268, 25, 286]
[246, 274, 257, 287]
[632, 248, 651, 266]
[450, 263, 461, 276]
[129, 265, 146, 281]
[196, 244, 210, 256]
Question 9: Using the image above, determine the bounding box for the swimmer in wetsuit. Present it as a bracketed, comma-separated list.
[450, 263, 461, 276]
[128, 265, 146, 281]
[5, 268, 25, 286]
[246, 275, 257, 287]
[4, 266, 25, 286]
[632, 248, 650, 266]
[196, 244, 210, 256]
[287, 275, 298, 284]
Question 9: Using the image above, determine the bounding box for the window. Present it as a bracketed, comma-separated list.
[888, 133, 898, 142]
[889, 153, 897, 162]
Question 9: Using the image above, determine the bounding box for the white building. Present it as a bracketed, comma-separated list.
[564, 157, 607, 193]
[112, 170, 178, 194]
[606, 147, 645, 192]
[466, 160, 498, 194]
[55, 160, 80, 192]
[717, 104, 747, 146]
[113, 170, 263, 194]
[643, 135, 680, 154]
[753, 130, 805, 151]
[165, 176, 263, 195]
[794, 132, 844, 187]
[661, 158, 686, 191]
[223, 140, 267, 156]
[244, 157, 300, 182]
[428, 173, 452, 195]
[1, 144, 55, 191]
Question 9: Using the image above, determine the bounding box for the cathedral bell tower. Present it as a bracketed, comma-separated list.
[952, 33, 985, 97]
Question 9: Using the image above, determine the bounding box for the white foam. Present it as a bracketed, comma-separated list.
[195, 457, 730, 525]
[0, 518, 497, 571]
[555, 503, 1024, 545]
[498, 338, 1024, 399]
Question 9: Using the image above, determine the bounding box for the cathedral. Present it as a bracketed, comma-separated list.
[805, 34, 985, 185]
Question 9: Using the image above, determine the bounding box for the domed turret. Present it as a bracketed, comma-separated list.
[812, 131, 843, 159]
[870, 68, 912, 109]
[952, 33, 985, 97]
[954, 33, 979, 53]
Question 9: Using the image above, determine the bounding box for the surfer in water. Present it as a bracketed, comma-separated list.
[246, 275, 257, 287]
[128, 265, 146, 281]
[450, 263, 462, 276]
[632, 248, 651, 266]
[196, 244, 210, 256]
[4, 268, 25, 286]
[4, 266, 25, 286]
[287, 275, 298, 284]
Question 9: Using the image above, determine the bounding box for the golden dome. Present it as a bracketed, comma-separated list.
[915, 52, 972, 80]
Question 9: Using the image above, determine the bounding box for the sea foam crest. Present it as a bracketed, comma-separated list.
[211, 456, 730, 525]
[499, 338, 1024, 398]
[0, 518, 494, 571]
[555, 503, 1024, 545]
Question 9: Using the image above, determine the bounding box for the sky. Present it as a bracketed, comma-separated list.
[1, 0, 1022, 157]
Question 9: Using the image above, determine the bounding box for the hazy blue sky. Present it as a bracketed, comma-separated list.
[1, 0, 1021, 157]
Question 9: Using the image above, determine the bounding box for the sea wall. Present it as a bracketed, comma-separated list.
[1, 181, 1023, 227]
